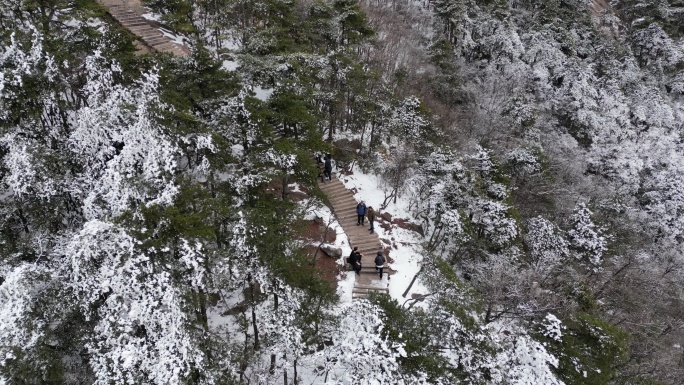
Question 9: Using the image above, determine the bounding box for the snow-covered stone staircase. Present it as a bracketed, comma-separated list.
[319, 174, 394, 300]
[99, 0, 189, 57]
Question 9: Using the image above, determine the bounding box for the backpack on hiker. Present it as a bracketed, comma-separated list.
[374, 254, 385, 267]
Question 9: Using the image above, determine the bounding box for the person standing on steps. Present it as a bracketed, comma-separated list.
[367, 206, 375, 233]
[356, 201, 367, 226]
[323, 154, 333, 182]
[347, 247, 363, 271]
[316, 153, 326, 182]
[351, 248, 363, 276]
[374, 251, 386, 279]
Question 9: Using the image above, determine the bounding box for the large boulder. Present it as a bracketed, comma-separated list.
[380, 212, 393, 222]
[320, 243, 343, 258]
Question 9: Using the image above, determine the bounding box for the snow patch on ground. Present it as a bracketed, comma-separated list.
[159, 27, 187, 46]
[253, 86, 273, 101]
[141, 12, 161, 22]
[221, 60, 239, 71]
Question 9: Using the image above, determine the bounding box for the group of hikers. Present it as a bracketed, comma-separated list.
[315, 153, 387, 280]
[347, 246, 386, 279]
[355, 201, 376, 234]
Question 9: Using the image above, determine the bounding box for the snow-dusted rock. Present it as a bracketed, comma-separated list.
[320, 243, 343, 258]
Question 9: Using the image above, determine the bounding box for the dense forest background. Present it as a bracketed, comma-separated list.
[1, 0, 684, 383]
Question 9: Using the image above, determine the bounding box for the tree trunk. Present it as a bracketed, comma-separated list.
[282, 174, 289, 200]
[294, 359, 298, 385]
[197, 288, 208, 331]
[402, 265, 424, 298]
[249, 276, 260, 350]
[270, 354, 276, 374]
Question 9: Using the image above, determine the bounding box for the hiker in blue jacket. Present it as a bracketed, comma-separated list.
[356, 201, 367, 226]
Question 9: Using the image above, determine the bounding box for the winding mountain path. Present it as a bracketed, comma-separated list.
[319, 174, 395, 300]
[99, 0, 189, 56]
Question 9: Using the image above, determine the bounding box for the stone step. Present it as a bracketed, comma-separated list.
[337, 212, 361, 220]
[109, 6, 135, 12]
[144, 36, 168, 45]
[332, 206, 358, 215]
[339, 217, 365, 225]
[319, 178, 345, 186]
[347, 223, 379, 230]
[352, 289, 388, 296]
[352, 234, 379, 242]
[330, 195, 357, 206]
[354, 285, 389, 291]
[323, 191, 349, 200]
[128, 25, 156, 34]
[330, 200, 356, 209]
[320, 184, 343, 192]
[347, 232, 378, 240]
[349, 238, 380, 247]
[347, 230, 379, 239]
[346, 223, 378, 232]
[338, 214, 363, 221]
[338, 221, 363, 230]
[333, 210, 358, 220]
[356, 242, 382, 250]
[112, 13, 140, 21]
[344, 220, 377, 228]
[140, 32, 165, 39]
[121, 20, 149, 27]
[112, 12, 140, 19]
[318, 179, 343, 188]
[348, 232, 379, 241]
[331, 206, 357, 215]
[341, 223, 374, 232]
[326, 190, 354, 201]
[117, 18, 146, 26]
[324, 183, 349, 191]
[350, 244, 382, 252]
[153, 42, 181, 50]
[318, 179, 341, 187]
[320, 180, 346, 189]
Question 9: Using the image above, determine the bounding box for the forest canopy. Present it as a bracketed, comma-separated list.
[1, 0, 684, 384]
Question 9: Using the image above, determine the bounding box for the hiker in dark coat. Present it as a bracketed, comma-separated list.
[316, 153, 326, 182]
[367, 206, 376, 233]
[350, 247, 363, 276]
[374, 251, 386, 279]
[323, 154, 333, 182]
[356, 201, 367, 226]
[347, 247, 362, 270]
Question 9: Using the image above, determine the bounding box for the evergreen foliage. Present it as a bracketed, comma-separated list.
[2, 0, 684, 383]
